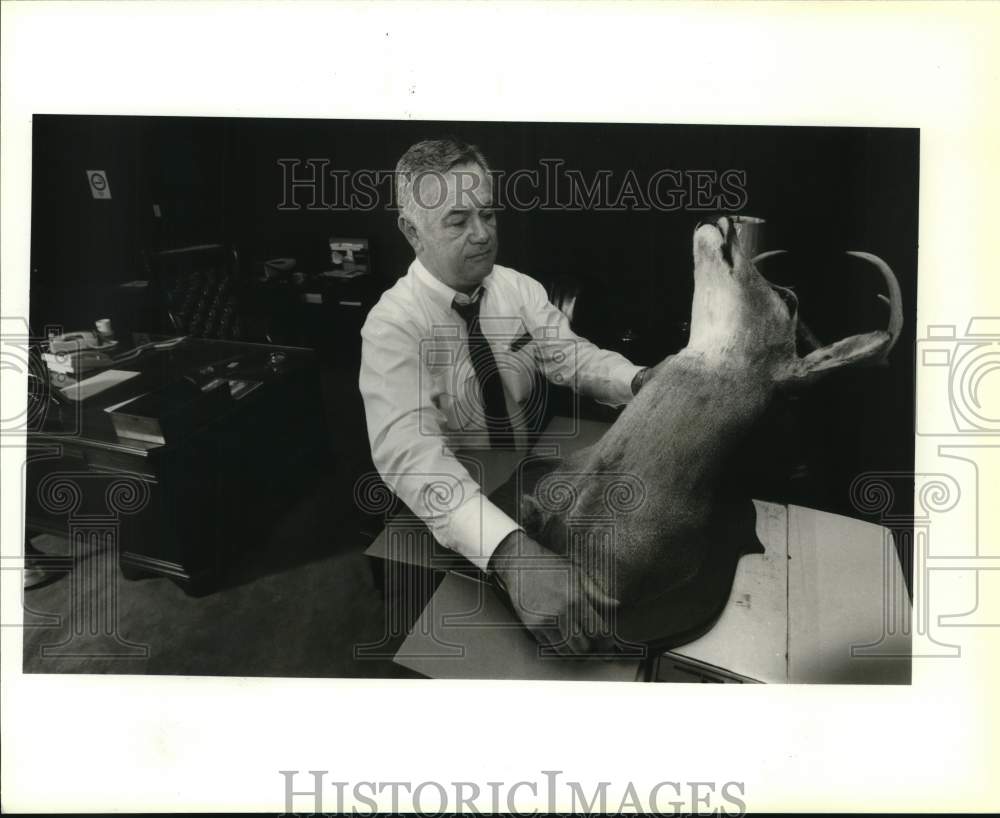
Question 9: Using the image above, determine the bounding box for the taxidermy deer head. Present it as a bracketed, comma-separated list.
[507, 215, 903, 649]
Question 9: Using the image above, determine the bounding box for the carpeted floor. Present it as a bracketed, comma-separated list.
[21, 363, 421, 679]
[21, 489, 418, 679]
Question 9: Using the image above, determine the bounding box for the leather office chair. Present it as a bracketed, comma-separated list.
[546, 274, 580, 325]
[147, 243, 273, 342]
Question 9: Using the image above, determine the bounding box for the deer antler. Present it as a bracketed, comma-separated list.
[846, 251, 904, 361]
[752, 250, 787, 265]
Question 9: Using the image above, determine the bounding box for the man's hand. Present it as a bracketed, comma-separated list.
[488, 530, 619, 657]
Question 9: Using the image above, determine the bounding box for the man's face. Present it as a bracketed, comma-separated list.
[401, 162, 498, 292]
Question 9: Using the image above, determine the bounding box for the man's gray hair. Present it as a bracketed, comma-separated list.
[395, 137, 491, 223]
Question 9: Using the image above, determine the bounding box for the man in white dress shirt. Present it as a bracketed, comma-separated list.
[360, 138, 656, 655]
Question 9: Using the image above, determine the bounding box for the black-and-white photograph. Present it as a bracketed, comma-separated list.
[7, 2, 1000, 814]
[20, 115, 917, 684]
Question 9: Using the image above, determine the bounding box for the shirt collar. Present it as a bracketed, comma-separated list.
[411, 257, 493, 310]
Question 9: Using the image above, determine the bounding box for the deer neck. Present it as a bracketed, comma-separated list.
[686, 270, 796, 370]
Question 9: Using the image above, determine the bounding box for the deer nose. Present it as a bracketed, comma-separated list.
[696, 215, 732, 237]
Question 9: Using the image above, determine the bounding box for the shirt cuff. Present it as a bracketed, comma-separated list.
[599, 361, 645, 407]
[443, 493, 523, 572]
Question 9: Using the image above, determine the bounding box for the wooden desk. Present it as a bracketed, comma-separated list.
[366, 416, 911, 683]
[26, 336, 328, 595]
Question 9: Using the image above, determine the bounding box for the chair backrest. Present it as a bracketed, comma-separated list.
[545, 274, 580, 326]
[148, 244, 248, 340]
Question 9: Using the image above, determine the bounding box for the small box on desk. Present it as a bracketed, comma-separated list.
[105, 379, 233, 445]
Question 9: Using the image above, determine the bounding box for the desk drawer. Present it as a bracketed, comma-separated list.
[84, 447, 159, 481]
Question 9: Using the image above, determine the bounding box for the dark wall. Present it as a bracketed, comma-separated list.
[28, 115, 918, 531]
[30, 116, 142, 330]
[30, 115, 918, 337]
[221, 119, 917, 341]
[29, 115, 229, 332]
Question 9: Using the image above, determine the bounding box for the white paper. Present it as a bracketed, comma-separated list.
[58, 368, 139, 401]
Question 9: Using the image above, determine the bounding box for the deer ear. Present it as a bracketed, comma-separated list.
[776, 330, 895, 387]
[776, 251, 903, 387]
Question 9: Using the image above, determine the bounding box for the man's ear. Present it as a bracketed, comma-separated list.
[398, 215, 421, 253]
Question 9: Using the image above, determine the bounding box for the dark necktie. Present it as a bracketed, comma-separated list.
[453, 292, 514, 447]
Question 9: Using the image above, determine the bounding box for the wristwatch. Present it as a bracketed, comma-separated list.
[631, 367, 650, 395]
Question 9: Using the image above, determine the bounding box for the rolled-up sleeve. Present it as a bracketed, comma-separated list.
[519, 275, 643, 407]
[359, 309, 521, 570]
